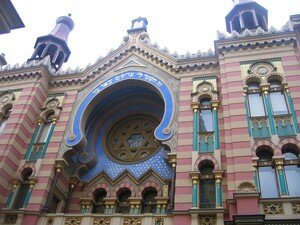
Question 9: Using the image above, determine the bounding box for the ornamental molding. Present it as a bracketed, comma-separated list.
[216, 31, 297, 55]
[93, 217, 111, 225]
[199, 216, 216, 225]
[123, 218, 142, 225]
[263, 202, 284, 215]
[64, 217, 82, 225]
[292, 202, 300, 214]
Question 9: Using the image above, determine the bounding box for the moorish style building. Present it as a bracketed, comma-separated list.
[1, 1, 300, 225]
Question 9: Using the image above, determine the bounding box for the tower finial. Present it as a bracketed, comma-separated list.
[28, 15, 74, 71]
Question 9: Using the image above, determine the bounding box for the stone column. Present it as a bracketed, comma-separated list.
[283, 83, 300, 133]
[252, 158, 260, 191]
[21, 178, 38, 209]
[41, 160, 65, 212]
[243, 88, 252, 136]
[40, 116, 58, 159]
[167, 153, 177, 211]
[5, 179, 19, 208]
[213, 170, 223, 208]
[80, 198, 92, 214]
[104, 198, 117, 214]
[129, 198, 142, 214]
[155, 197, 169, 214]
[273, 157, 288, 197]
[24, 117, 43, 160]
[189, 171, 200, 208]
[212, 100, 220, 149]
[191, 102, 199, 152]
[63, 176, 79, 213]
[261, 85, 276, 135]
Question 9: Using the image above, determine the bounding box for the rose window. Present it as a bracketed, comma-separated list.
[105, 115, 160, 163]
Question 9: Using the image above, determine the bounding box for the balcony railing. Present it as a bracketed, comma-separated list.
[250, 117, 271, 139]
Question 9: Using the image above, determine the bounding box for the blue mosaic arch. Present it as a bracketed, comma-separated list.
[66, 71, 174, 148]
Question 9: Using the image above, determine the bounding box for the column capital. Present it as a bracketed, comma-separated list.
[260, 84, 270, 93]
[129, 197, 142, 205]
[28, 177, 38, 188]
[273, 156, 285, 168]
[51, 115, 60, 124]
[167, 153, 177, 167]
[155, 197, 169, 205]
[12, 179, 20, 188]
[69, 175, 80, 188]
[36, 117, 45, 125]
[282, 82, 289, 92]
[189, 171, 200, 181]
[191, 102, 200, 111]
[55, 159, 68, 172]
[252, 157, 259, 168]
[211, 100, 219, 110]
[104, 197, 117, 206]
[213, 170, 223, 179]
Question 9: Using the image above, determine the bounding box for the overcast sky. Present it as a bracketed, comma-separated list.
[0, 0, 299, 69]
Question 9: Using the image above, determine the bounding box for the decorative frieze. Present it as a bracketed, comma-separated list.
[123, 218, 141, 225]
[263, 202, 284, 215]
[46, 217, 55, 225]
[154, 217, 164, 225]
[65, 217, 82, 225]
[199, 216, 216, 225]
[292, 202, 300, 214]
[93, 217, 111, 225]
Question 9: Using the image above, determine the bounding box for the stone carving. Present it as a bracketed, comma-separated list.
[263, 202, 284, 215]
[292, 202, 300, 214]
[4, 214, 18, 224]
[105, 116, 159, 163]
[123, 218, 142, 225]
[93, 217, 111, 225]
[65, 217, 82, 225]
[199, 216, 216, 225]
[154, 217, 164, 225]
[237, 181, 256, 192]
[46, 217, 55, 225]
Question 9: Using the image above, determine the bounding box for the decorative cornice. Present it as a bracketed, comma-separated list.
[216, 32, 297, 55]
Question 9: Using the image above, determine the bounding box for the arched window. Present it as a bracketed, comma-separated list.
[247, 82, 265, 117]
[256, 146, 279, 198]
[92, 188, 107, 213]
[256, 14, 265, 29]
[12, 168, 32, 209]
[199, 98, 214, 152]
[36, 111, 54, 144]
[199, 98, 213, 132]
[199, 161, 215, 208]
[282, 144, 300, 197]
[269, 80, 288, 115]
[242, 11, 256, 29]
[48, 44, 57, 60]
[35, 43, 46, 58]
[232, 16, 242, 33]
[0, 105, 12, 134]
[116, 188, 131, 213]
[141, 187, 157, 213]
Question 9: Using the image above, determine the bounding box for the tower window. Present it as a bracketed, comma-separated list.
[232, 16, 242, 33]
[242, 11, 256, 29]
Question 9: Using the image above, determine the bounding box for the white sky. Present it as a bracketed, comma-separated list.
[0, 0, 299, 69]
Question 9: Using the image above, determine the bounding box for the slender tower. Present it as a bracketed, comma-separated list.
[28, 14, 74, 70]
[226, 0, 268, 33]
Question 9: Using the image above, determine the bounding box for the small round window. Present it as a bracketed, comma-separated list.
[104, 115, 160, 163]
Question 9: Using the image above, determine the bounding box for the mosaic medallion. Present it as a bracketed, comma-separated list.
[104, 115, 159, 163]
